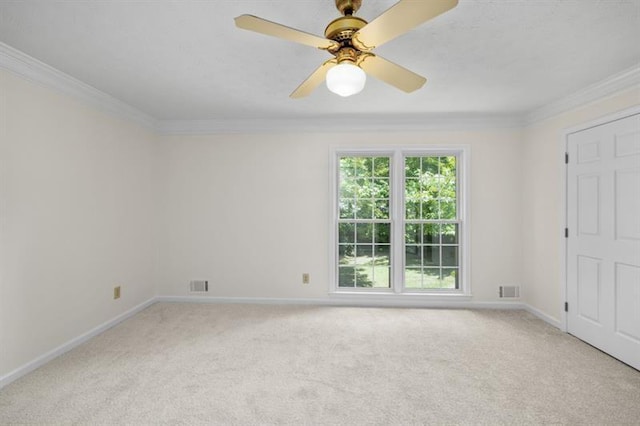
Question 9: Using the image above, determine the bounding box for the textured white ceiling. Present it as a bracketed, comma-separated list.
[0, 0, 639, 120]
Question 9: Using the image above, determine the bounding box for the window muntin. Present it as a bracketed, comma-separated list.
[337, 156, 392, 289]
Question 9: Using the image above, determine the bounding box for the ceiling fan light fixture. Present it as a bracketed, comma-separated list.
[326, 62, 366, 97]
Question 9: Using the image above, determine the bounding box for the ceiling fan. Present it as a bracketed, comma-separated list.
[234, 0, 458, 98]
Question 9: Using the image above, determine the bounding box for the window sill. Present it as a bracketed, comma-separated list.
[329, 291, 473, 307]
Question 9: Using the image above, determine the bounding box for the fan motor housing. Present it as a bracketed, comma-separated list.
[324, 16, 368, 44]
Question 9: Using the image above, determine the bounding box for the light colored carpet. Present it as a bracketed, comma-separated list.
[1, 303, 639, 425]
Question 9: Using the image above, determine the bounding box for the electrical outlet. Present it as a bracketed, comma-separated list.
[114, 286, 121, 300]
[302, 273, 310, 284]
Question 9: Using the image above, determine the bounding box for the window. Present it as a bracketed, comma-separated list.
[337, 156, 391, 289]
[331, 147, 469, 295]
[404, 156, 460, 290]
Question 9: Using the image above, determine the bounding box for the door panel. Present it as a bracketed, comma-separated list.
[615, 262, 640, 343]
[615, 169, 640, 240]
[615, 130, 640, 157]
[567, 112, 640, 370]
[578, 175, 600, 235]
[577, 255, 601, 323]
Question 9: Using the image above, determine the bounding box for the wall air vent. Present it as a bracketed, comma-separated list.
[189, 280, 208, 292]
[499, 286, 520, 298]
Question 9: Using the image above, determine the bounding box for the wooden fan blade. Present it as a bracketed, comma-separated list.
[358, 53, 426, 93]
[352, 0, 458, 51]
[290, 59, 338, 98]
[235, 15, 339, 51]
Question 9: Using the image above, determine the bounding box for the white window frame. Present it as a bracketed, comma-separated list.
[329, 146, 471, 297]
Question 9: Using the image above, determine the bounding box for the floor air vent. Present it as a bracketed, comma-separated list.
[499, 286, 520, 298]
[190, 280, 208, 292]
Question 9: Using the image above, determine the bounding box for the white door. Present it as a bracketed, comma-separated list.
[567, 112, 640, 370]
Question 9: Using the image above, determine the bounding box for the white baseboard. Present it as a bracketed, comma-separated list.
[523, 303, 562, 329]
[0, 297, 156, 390]
[156, 295, 525, 310]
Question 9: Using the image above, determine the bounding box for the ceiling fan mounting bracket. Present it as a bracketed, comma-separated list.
[335, 0, 362, 16]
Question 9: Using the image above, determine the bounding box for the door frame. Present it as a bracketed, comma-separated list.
[561, 104, 640, 333]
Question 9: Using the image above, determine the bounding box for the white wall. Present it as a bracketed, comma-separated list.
[0, 69, 158, 378]
[157, 129, 524, 302]
[521, 87, 640, 323]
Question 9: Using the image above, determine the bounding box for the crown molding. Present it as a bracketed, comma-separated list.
[0, 42, 159, 130]
[3, 41, 637, 135]
[158, 114, 525, 135]
[525, 65, 640, 126]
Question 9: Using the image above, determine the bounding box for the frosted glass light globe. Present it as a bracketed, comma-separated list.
[326, 63, 366, 97]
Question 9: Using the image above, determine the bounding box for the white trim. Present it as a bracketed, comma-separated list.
[526, 65, 640, 125]
[559, 105, 640, 334]
[0, 297, 156, 390]
[524, 303, 562, 330]
[559, 117, 569, 332]
[156, 295, 521, 310]
[0, 42, 158, 131]
[158, 115, 523, 135]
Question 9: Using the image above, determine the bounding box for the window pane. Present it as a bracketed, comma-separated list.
[422, 200, 439, 220]
[373, 244, 390, 288]
[440, 156, 456, 177]
[356, 178, 372, 198]
[442, 246, 459, 267]
[422, 268, 441, 288]
[405, 223, 420, 244]
[441, 268, 459, 289]
[374, 199, 389, 219]
[404, 267, 422, 288]
[405, 157, 421, 178]
[339, 177, 357, 199]
[355, 199, 373, 219]
[442, 224, 458, 244]
[422, 157, 439, 175]
[373, 266, 390, 288]
[405, 199, 420, 219]
[405, 177, 420, 199]
[423, 224, 440, 244]
[374, 245, 390, 265]
[355, 266, 373, 287]
[338, 267, 355, 287]
[356, 244, 373, 259]
[339, 199, 355, 219]
[359, 158, 375, 177]
[338, 223, 355, 243]
[356, 223, 373, 243]
[373, 157, 390, 177]
[440, 200, 456, 220]
[339, 157, 354, 177]
[375, 223, 390, 244]
[373, 178, 389, 198]
[405, 245, 421, 266]
[423, 246, 439, 266]
[339, 245, 354, 265]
